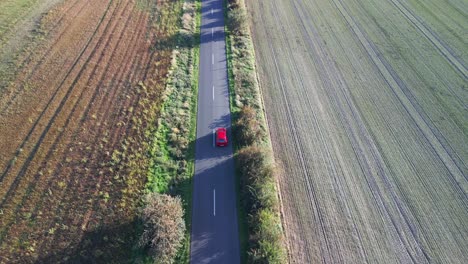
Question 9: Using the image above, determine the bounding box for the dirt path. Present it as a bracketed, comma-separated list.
[246, 0, 467, 263]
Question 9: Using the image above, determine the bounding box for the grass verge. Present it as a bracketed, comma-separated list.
[143, 0, 200, 263]
[224, 0, 287, 263]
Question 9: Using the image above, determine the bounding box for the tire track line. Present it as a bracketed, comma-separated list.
[41, 8, 146, 241]
[332, 0, 467, 194]
[0, 0, 82, 95]
[333, 0, 468, 256]
[0, 0, 140, 242]
[253, 2, 317, 263]
[277, 1, 370, 262]
[0, 0, 89, 178]
[296, 1, 442, 261]
[259, 4, 333, 263]
[308, 0, 445, 259]
[359, 0, 467, 194]
[0, 0, 130, 243]
[291, 0, 420, 261]
[374, 0, 468, 169]
[34, 7, 147, 254]
[0, 0, 118, 209]
[0, 0, 115, 185]
[286, 1, 374, 262]
[389, 0, 467, 79]
[0, 0, 96, 115]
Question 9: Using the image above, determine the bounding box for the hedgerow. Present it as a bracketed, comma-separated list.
[225, 0, 287, 262]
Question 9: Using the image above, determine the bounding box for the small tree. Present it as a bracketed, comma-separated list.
[140, 193, 185, 264]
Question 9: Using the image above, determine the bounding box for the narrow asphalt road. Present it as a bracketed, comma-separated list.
[190, 0, 240, 263]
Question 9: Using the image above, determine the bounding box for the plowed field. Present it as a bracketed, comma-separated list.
[246, 0, 467, 263]
[0, 0, 181, 262]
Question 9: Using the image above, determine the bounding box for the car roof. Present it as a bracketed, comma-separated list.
[217, 128, 226, 137]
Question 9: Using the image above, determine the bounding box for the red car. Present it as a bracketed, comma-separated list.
[215, 128, 228, 147]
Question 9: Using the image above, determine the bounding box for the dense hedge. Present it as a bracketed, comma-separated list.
[234, 106, 264, 147]
[226, 0, 287, 263]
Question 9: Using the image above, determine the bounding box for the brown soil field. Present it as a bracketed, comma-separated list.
[0, 0, 181, 262]
[246, 0, 467, 263]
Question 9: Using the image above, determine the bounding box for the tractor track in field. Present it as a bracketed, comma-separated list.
[267, 2, 374, 262]
[353, 0, 468, 178]
[332, 0, 467, 193]
[0, 0, 119, 212]
[389, 0, 467, 79]
[40, 9, 152, 249]
[254, 4, 315, 263]
[247, 0, 467, 262]
[282, 0, 431, 261]
[0, 0, 179, 260]
[0, 0, 99, 116]
[0, 1, 147, 246]
[0, 0, 69, 91]
[0, 0, 116, 186]
[0, 0, 83, 93]
[381, 2, 468, 114]
[0, 0, 123, 242]
[318, 5, 451, 260]
[254, 2, 342, 261]
[3, 0, 134, 214]
[262, 19, 329, 264]
[297, 0, 462, 261]
[327, 2, 466, 261]
[291, 0, 421, 261]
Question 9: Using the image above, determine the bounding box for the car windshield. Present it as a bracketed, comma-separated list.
[219, 139, 226, 142]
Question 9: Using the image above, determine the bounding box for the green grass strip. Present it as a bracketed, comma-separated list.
[144, 0, 200, 263]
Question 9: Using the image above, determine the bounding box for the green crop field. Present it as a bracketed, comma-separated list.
[245, 0, 467, 262]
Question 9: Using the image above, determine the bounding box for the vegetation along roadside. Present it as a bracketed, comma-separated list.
[140, 0, 200, 263]
[225, 0, 287, 263]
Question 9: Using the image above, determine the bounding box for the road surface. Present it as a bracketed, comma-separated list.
[190, 0, 240, 263]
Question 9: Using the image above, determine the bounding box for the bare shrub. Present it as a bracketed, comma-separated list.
[140, 193, 186, 264]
